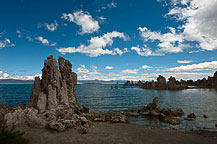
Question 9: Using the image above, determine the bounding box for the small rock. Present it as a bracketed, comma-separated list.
[125, 112, 140, 117]
[203, 114, 208, 118]
[49, 120, 65, 132]
[78, 127, 87, 134]
[80, 117, 88, 123]
[184, 113, 196, 121]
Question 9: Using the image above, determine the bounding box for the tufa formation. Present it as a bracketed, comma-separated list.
[3, 56, 89, 132]
[1, 56, 128, 132]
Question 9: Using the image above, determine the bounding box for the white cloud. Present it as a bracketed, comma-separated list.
[45, 20, 58, 32]
[0, 38, 14, 48]
[57, 31, 128, 57]
[107, 1, 117, 8]
[62, 10, 99, 34]
[140, 72, 213, 81]
[16, 30, 22, 37]
[137, 26, 187, 55]
[131, 46, 162, 56]
[98, 16, 107, 23]
[96, 1, 117, 12]
[36, 36, 49, 45]
[166, 0, 217, 51]
[177, 60, 193, 64]
[50, 42, 57, 46]
[114, 47, 128, 56]
[0, 71, 42, 80]
[77, 64, 90, 73]
[16, 30, 34, 42]
[141, 65, 152, 69]
[105, 66, 114, 70]
[121, 69, 139, 75]
[166, 61, 217, 71]
[35, 36, 56, 46]
[137, 0, 217, 56]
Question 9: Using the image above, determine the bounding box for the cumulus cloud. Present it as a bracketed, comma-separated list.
[121, 69, 139, 75]
[0, 71, 42, 80]
[114, 48, 128, 56]
[105, 66, 114, 70]
[165, 61, 217, 71]
[131, 46, 162, 56]
[166, 0, 217, 51]
[62, 10, 99, 34]
[177, 60, 193, 64]
[77, 64, 90, 74]
[137, 0, 217, 56]
[35, 36, 56, 46]
[57, 31, 128, 57]
[137, 27, 188, 55]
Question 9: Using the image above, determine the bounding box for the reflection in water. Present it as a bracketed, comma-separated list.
[0, 84, 217, 131]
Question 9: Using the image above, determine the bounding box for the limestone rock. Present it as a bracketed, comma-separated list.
[138, 97, 184, 125]
[184, 113, 196, 121]
[3, 55, 89, 132]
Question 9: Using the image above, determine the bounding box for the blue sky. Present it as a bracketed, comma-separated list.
[0, 0, 217, 81]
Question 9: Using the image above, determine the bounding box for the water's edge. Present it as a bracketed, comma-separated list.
[1, 84, 217, 131]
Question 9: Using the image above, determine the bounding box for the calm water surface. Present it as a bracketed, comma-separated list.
[1, 84, 217, 131]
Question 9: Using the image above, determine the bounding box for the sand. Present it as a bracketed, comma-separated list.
[17, 122, 217, 144]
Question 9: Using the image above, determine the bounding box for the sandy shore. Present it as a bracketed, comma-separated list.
[17, 123, 217, 144]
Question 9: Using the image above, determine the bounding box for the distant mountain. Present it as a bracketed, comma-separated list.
[78, 80, 126, 84]
[0, 79, 126, 84]
[0, 79, 34, 84]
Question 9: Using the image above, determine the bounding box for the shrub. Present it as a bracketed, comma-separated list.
[0, 119, 29, 144]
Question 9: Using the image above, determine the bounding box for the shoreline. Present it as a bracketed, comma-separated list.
[17, 122, 217, 144]
[0, 83, 33, 84]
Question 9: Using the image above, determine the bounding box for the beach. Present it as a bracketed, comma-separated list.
[18, 122, 217, 144]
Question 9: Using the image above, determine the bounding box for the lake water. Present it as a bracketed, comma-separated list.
[1, 84, 217, 131]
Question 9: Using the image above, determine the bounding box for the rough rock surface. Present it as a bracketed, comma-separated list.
[184, 113, 196, 121]
[1, 55, 128, 132]
[3, 56, 89, 131]
[137, 97, 184, 125]
[123, 71, 217, 90]
[189, 71, 217, 88]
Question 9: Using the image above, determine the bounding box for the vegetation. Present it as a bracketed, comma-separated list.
[0, 119, 29, 144]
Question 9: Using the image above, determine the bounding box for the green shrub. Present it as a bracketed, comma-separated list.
[0, 119, 29, 144]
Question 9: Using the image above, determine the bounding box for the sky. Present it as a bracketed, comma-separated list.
[0, 0, 217, 81]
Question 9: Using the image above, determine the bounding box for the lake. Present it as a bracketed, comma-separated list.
[1, 84, 217, 131]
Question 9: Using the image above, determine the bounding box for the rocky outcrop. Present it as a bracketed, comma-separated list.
[85, 112, 128, 123]
[1, 56, 129, 132]
[124, 71, 217, 90]
[141, 75, 187, 90]
[137, 97, 184, 125]
[3, 56, 89, 131]
[189, 71, 217, 88]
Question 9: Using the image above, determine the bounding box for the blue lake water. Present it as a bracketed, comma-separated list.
[1, 84, 217, 131]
